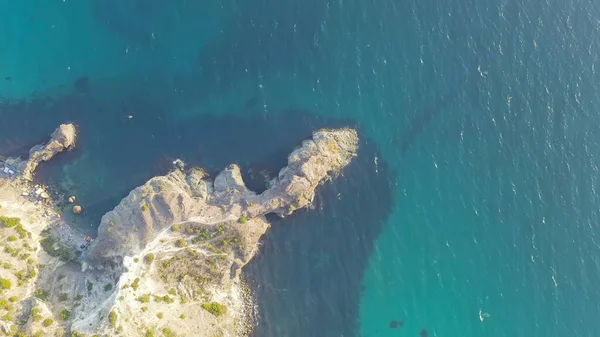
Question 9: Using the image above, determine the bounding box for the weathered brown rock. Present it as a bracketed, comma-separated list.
[72, 205, 82, 214]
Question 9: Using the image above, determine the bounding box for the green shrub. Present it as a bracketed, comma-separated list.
[145, 330, 155, 337]
[144, 253, 155, 264]
[141, 204, 149, 211]
[7, 235, 17, 241]
[162, 327, 177, 337]
[0, 216, 20, 228]
[40, 230, 76, 262]
[60, 309, 70, 320]
[0, 298, 8, 309]
[15, 224, 28, 239]
[179, 313, 185, 319]
[156, 312, 163, 319]
[32, 307, 42, 321]
[201, 302, 226, 317]
[2, 262, 11, 269]
[58, 293, 68, 302]
[0, 277, 11, 290]
[131, 278, 140, 291]
[8, 296, 17, 302]
[42, 318, 54, 327]
[138, 294, 150, 303]
[168, 288, 177, 295]
[238, 216, 247, 224]
[175, 238, 186, 248]
[34, 289, 48, 301]
[109, 311, 117, 328]
[141, 306, 148, 312]
[163, 295, 174, 304]
[134, 258, 139, 263]
[104, 283, 113, 292]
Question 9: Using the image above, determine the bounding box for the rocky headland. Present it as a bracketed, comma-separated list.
[0, 123, 358, 337]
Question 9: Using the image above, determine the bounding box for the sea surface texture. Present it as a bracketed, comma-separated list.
[1, 0, 600, 336]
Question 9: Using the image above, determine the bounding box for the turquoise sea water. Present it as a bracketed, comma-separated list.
[2, 0, 600, 336]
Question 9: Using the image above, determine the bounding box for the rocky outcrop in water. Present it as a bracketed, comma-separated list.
[87, 128, 357, 260]
[19, 124, 76, 181]
[0, 124, 358, 337]
[75, 128, 357, 336]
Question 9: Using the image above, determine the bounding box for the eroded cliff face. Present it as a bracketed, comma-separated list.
[0, 125, 358, 337]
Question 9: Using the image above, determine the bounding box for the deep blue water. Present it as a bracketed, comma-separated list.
[3, 0, 600, 336]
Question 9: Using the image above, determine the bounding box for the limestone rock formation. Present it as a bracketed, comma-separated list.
[87, 128, 358, 261]
[19, 124, 76, 181]
[0, 124, 358, 337]
[75, 128, 358, 336]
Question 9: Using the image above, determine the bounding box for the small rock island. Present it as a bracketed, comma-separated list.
[0, 124, 358, 337]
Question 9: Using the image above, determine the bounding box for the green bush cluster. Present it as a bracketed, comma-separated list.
[39, 229, 76, 262]
[144, 253, 155, 264]
[137, 294, 151, 303]
[109, 311, 118, 328]
[0, 277, 11, 290]
[131, 278, 140, 291]
[60, 309, 70, 320]
[162, 327, 177, 337]
[15, 224, 28, 239]
[201, 302, 227, 317]
[42, 318, 54, 327]
[0, 216, 20, 228]
[35, 289, 48, 301]
[32, 307, 42, 322]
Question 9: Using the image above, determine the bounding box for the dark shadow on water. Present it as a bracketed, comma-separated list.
[244, 135, 394, 337]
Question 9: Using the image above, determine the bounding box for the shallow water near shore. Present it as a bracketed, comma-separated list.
[3, 0, 600, 336]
